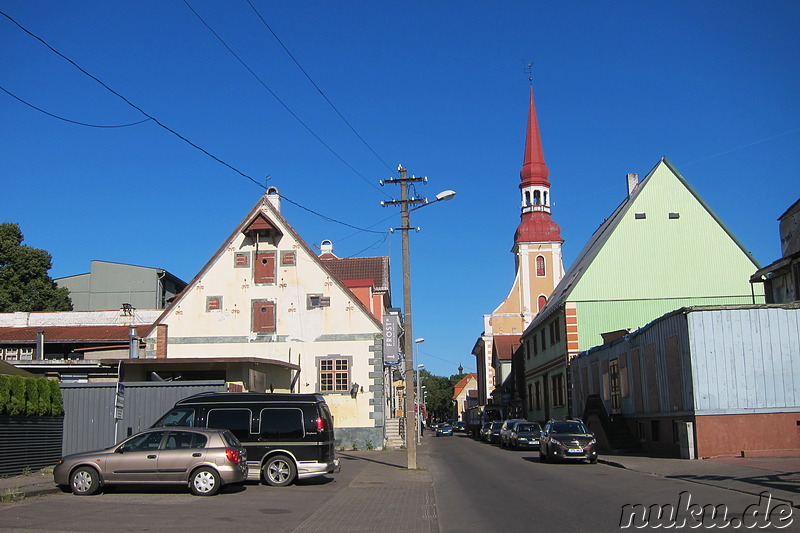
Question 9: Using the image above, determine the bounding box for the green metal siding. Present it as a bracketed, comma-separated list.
[569, 162, 762, 351]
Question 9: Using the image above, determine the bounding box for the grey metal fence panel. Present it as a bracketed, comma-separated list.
[60, 381, 225, 455]
[0, 416, 63, 476]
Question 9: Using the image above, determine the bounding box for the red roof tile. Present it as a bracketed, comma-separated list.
[0, 326, 138, 343]
[321, 256, 390, 291]
[493, 335, 521, 361]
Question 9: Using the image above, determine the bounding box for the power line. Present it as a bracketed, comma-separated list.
[1, 85, 151, 128]
[2, 9, 387, 237]
[244, 0, 395, 175]
[0, 10, 264, 189]
[181, 0, 389, 197]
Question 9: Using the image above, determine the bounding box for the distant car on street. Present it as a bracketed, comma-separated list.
[488, 421, 503, 444]
[453, 421, 466, 433]
[499, 419, 526, 448]
[436, 424, 454, 437]
[539, 420, 597, 463]
[509, 422, 542, 450]
[53, 427, 247, 496]
[479, 422, 493, 441]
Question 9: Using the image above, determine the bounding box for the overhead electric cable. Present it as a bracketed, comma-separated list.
[181, 0, 388, 196]
[244, 0, 395, 175]
[1, 10, 387, 236]
[1, 10, 263, 188]
[1, 85, 151, 128]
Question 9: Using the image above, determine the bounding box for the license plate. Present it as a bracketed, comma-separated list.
[568, 448, 582, 453]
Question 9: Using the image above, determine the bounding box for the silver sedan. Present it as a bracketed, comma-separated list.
[54, 427, 247, 496]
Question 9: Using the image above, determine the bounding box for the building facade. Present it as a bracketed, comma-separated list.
[522, 158, 765, 423]
[751, 198, 800, 303]
[137, 189, 389, 447]
[571, 304, 800, 458]
[56, 260, 186, 311]
[473, 85, 565, 405]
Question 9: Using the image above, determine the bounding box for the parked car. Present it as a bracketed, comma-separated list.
[509, 422, 542, 450]
[479, 422, 493, 441]
[436, 423, 454, 437]
[152, 392, 339, 487]
[488, 421, 503, 444]
[499, 419, 526, 448]
[54, 427, 247, 496]
[539, 419, 597, 463]
[453, 421, 466, 433]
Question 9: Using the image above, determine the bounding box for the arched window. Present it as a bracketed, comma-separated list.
[533, 190, 541, 205]
[538, 295, 547, 311]
[536, 255, 546, 277]
[524, 191, 531, 206]
[543, 191, 548, 206]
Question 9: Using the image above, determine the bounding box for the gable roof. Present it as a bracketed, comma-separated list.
[148, 193, 383, 333]
[492, 334, 521, 361]
[525, 157, 761, 333]
[452, 372, 478, 399]
[321, 256, 390, 292]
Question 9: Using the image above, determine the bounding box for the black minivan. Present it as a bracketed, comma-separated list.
[152, 392, 339, 487]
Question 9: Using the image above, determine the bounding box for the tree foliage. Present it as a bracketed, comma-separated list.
[0, 222, 72, 312]
[419, 370, 467, 422]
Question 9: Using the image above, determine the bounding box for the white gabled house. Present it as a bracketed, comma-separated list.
[136, 188, 388, 447]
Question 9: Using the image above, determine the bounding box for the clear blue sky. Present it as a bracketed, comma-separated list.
[2, 2, 798, 378]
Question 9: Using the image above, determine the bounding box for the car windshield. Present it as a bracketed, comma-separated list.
[552, 422, 588, 434]
[516, 424, 540, 432]
[491, 423, 502, 430]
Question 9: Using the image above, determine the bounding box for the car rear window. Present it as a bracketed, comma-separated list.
[222, 430, 242, 448]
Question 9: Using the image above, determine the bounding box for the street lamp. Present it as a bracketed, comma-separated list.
[416, 363, 425, 443]
[381, 166, 456, 470]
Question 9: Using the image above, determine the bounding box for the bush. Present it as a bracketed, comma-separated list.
[49, 379, 63, 416]
[0, 375, 63, 416]
[0, 375, 9, 412]
[8, 376, 25, 416]
[25, 378, 38, 416]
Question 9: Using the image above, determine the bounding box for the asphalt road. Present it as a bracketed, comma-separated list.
[428, 434, 791, 532]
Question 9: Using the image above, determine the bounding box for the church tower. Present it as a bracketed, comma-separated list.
[474, 83, 565, 405]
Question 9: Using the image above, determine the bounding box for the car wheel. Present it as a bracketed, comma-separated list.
[190, 467, 221, 496]
[539, 447, 547, 462]
[589, 456, 598, 464]
[70, 466, 100, 496]
[263, 455, 297, 487]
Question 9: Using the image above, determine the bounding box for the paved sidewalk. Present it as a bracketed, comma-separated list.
[600, 454, 800, 508]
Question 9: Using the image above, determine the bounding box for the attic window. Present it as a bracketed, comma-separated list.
[634, 212, 646, 220]
[206, 296, 222, 312]
[307, 294, 331, 309]
[281, 251, 296, 266]
[668, 212, 680, 219]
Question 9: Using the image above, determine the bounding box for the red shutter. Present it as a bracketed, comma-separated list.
[254, 251, 276, 284]
[253, 301, 275, 333]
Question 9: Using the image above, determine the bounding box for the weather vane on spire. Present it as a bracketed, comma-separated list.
[525, 61, 534, 84]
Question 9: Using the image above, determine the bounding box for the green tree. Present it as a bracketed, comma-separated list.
[8, 375, 26, 415]
[0, 222, 72, 312]
[419, 370, 466, 422]
[25, 377, 39, 416]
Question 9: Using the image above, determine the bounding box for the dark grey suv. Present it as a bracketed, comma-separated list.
[539, 420, 597, 463]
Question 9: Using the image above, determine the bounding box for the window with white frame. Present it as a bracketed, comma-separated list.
[318, 356, 350, 392]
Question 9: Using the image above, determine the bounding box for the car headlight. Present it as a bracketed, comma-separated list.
[550, 438, 563, 448]
[587, 439, 596, 446]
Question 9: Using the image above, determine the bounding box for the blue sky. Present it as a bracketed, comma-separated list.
[2, 1, 798, 378]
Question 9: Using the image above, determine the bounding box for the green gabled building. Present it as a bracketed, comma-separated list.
[522, 157, 764, 422]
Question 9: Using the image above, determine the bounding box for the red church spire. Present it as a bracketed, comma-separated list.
[515, 83, 563, 245]
[520, 85, 550, 187]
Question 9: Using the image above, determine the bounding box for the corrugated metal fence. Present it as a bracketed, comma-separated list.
[0, 415, 63, 476]
[60, 381, 225, 456]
